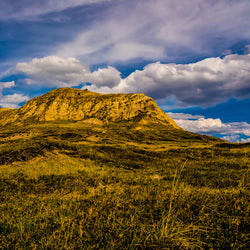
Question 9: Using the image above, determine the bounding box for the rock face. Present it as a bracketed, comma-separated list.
[0, 88, 179, 128]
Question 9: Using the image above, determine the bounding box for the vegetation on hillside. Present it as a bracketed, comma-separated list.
[0, 88, 249, 249]
[0, 120, 249, 249]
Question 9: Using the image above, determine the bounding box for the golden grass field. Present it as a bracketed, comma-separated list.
[0, 120, 249, 249]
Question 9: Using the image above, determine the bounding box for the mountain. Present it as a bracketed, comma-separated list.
[0, 88, 179, 128]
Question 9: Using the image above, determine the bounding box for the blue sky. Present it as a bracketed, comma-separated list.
[0, 0, 250, 142]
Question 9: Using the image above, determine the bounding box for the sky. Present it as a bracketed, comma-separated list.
[0, 0, 250, 142]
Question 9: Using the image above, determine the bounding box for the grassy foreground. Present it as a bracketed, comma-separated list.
[0, 122, 249, 249]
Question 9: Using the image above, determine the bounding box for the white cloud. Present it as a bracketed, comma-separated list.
[0, 0, 112, 20]
[221, 135, 240, 143]
[240, 138, 250, 143]
[15, 53, 250, 107]
[55, 0, 250, 64]
[0, 94, 29, 109]
[16, 56, 90, 87]
[0, 81, 29, 108]
[1, 0, 250, 69]
[245, 45, 250, 54]
[167, 112, 204, 120]
[174, 117, 228, 133]
[168, 112, 250, 142]
[88, 66, 121, 87]
[88, 54, 250, 107]
[15, 56, 121, 87]
[0, 81, 15, 90]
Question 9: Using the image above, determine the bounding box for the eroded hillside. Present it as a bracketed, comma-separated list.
[0, 88, 179, 128]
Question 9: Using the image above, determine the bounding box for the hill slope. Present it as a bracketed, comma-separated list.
[0, 88, 249, 249]
[0, 87, 223, 166]
[0, 88, 179, 128]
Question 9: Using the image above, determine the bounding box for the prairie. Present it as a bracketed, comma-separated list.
[0, 121, 249, 249]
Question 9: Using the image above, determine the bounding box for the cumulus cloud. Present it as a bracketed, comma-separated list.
[14, 53, 250, 107]
[0, 94, 29, 109]
[88, 66, 121, 87]
[0, 81, 29, 108]
[88, 54, 250, 107]
[15, 56, 121, 87]
[56, 0, 250, 64]
[173, 117, 228, 134]
[0, 81, 15, 90]
[240, 138, 250, 143]
[16, 56, 90, 87]
[168, 112, 250, 142]
[221, 135, 241, 143]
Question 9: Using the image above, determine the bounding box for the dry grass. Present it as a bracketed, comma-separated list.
[0, 121, 249, 249]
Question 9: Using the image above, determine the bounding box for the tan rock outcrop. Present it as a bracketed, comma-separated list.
[0, 88, 179, 129]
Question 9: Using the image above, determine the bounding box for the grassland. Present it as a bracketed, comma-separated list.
[0, 121, 249, 249]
